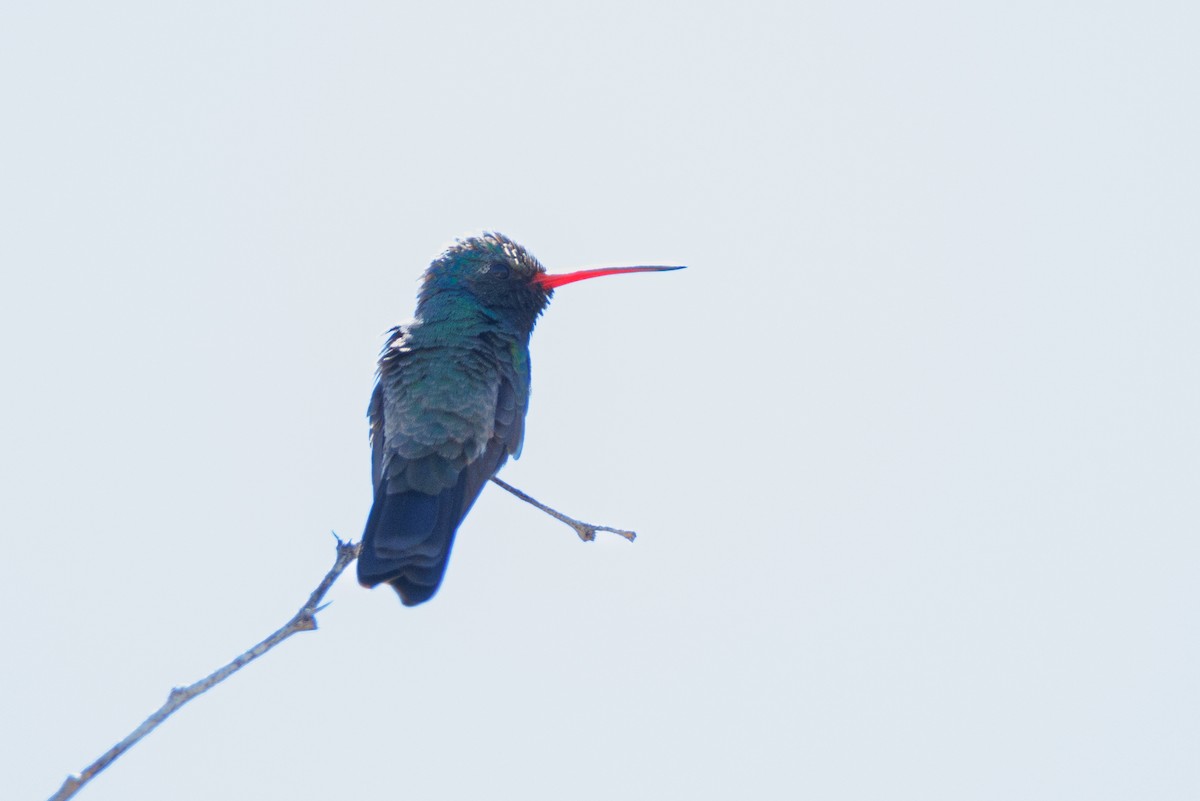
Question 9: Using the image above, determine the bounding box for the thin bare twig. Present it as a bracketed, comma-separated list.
[47, 485, 628, 799]
[489, 476, 637, 542]
[46, 536, 362, 801]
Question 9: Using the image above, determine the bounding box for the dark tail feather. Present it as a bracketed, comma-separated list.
[359, 442, 509, 606]
[358, 485, 463, 606]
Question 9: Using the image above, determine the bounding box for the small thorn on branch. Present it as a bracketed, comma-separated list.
[489, 476, 638, 543]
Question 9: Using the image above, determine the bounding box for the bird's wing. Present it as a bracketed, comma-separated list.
[368, 382, 386, 489]
[493, 338, 531, 460]
[493, 367, 525, 461]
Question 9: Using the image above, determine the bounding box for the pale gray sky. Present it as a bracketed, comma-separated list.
[3, 2, 1198, 800]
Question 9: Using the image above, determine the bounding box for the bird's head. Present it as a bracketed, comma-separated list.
[418, 232, 684, 334]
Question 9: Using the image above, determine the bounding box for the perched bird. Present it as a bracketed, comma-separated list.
[358, 232, 683, 605]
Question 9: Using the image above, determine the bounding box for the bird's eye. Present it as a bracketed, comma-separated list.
[485, 262, 510, 279]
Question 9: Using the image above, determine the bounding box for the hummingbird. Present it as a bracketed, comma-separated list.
[358, 232, 684, 605]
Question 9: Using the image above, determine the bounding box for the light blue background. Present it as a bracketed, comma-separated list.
[3, 3, 1197, 799]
